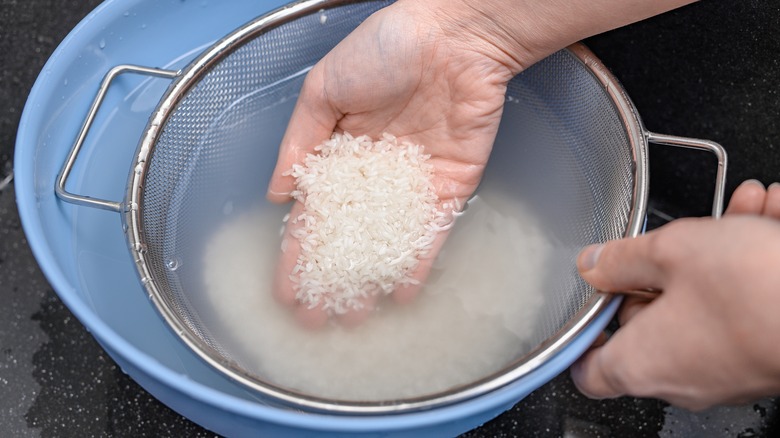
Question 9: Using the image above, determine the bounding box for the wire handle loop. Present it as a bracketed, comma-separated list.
[55, 65, 179, 212]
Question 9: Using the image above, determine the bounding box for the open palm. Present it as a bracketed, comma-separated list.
[267, 2, 517, 327]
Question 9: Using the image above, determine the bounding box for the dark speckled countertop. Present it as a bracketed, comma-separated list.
[1, 1, 779, 436]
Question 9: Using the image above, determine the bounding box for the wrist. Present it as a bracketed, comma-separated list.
[398, 0, 539, 75]
[397, 0, 697, 75]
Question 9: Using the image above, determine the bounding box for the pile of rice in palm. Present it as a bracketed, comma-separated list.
[284, 132, 454, 314]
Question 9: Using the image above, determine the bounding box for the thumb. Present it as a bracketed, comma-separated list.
[267, 66, 340, 203]
[577, 232, 671, 293]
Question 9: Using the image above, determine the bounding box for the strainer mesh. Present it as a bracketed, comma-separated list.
[138, 0, 634, 402]
[486, 51, 634, 349]
[142, 2, 392, 363]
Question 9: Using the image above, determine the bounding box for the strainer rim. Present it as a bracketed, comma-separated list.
[124, 0, 649, 415]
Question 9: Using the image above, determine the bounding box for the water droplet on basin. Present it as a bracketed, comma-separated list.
[222, 201, 234, 215]
[99, 39, 106, 49]
[123, 11, 130, 17]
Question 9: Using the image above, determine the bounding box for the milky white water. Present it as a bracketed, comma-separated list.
[200, 189, 554, 401]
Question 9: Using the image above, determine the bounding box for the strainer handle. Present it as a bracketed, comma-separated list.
[646, 132, 728, 219]
[55, 65, 180, 212]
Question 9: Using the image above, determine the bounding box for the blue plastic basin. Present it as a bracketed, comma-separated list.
[15, 0, 619, 435]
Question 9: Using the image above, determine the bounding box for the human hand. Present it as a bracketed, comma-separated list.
[571, 180, 780, 410]
[266, 0, 523, 327]
[266, 0, 701, 328]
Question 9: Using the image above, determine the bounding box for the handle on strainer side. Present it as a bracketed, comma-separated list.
[612, 133, 727, 301]
[646, 132, 728, 219]
[55, 65, 180, 212]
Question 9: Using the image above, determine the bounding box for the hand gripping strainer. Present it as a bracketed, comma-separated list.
[55, 0, 727, 415]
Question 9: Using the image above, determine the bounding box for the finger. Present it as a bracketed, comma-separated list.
[276, 204, 327, 330]
[570, 344, 623, 400]
[294, 304, 330, 330]
[393, 231, 449, 304]
[591, 331, 609, 348]
[570, 303, 667, 400]
[276, 202, 381, 328]
[337, 294, 379, 327]
[267, 66, 340, 203]
[572, 292, 723, 405]
[618, 296, 651, 326]
[725, 179, 766, 215]
[393, 202, 459, 305]
[393, 231, 449, 305]
[762, 182, 780, 220]
[273, 201, 306, 306]
[577, 233, 668, 293]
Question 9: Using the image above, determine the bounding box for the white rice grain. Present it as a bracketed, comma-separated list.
[284, 133, 451, 314]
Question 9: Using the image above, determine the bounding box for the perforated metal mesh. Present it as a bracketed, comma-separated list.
[484, 52, 634, 351]
[135, 0, 637, 411]
[141, 1, 393, 366]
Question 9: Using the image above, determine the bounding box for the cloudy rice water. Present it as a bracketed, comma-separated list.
[200, 186, 554, 401]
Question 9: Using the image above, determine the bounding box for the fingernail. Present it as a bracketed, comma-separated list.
[769, 182, 780, 190]
[268, 188, 292, 197]
[578, 244, 604, 272]
[742, 179, 765, 189]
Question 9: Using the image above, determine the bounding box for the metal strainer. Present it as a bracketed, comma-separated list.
[55, 0, 726, 415]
